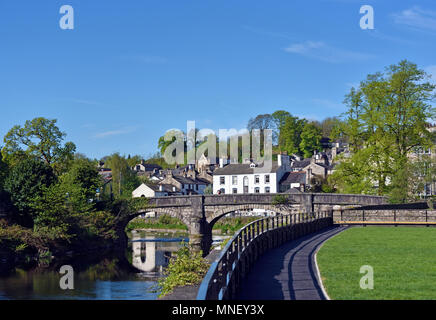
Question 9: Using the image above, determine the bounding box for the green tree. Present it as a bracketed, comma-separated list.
[105, 153, 140, 199]
[271, 110, 291, 147]
[300, 122, 322, 158]
[0, 151, 8, 190]
[332, 60, 435, 200]
[4, 158, 56, 226]
[1, 117, 76, 173]
[281, 116, 307, 155]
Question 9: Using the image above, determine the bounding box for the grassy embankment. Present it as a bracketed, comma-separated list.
[126, 215, 260, 235]
[317, 227, 436, 300]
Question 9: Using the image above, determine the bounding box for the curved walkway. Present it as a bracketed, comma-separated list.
[236, 225, 348, 300]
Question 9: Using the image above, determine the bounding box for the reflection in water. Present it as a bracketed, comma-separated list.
[131, 234, 184, 274]
[0, 231, 189, 300]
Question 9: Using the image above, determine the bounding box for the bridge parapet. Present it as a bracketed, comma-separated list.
[197, 211, 333, 300]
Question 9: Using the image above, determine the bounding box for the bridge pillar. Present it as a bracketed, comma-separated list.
[188, 196, 212, 256]
[301, 193, 314, 213]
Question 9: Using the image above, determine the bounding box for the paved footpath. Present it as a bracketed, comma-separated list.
[236, 225, 348, 300]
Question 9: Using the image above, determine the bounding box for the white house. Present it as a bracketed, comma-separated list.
[132, 183, 181, 198]
[212, 154, 291, 194]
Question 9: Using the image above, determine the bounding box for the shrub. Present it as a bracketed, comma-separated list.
[156, 243, 209, 297]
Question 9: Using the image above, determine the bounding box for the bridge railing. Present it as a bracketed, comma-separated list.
[197, 211, 333, 300]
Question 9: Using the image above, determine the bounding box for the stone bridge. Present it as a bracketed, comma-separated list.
[123, 193, 386, 255]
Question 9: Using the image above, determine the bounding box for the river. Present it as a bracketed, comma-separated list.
[0, 230, 225, 300]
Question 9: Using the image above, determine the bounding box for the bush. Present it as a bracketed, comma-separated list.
[156, 243, 209, 297]
[272, 194, 288, 205]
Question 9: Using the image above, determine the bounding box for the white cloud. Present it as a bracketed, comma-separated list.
[284, 41, 375, 63]
[94, 127, 136, 138]
[392, 6, 436, 32]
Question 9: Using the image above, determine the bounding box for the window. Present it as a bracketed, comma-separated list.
[265, 175, 270, 183]
[232, 176, 238, 185]
[255, 187, 260, 193]
[255, 175, 260, 184]
[265, 187, 270, 193]
[220, 176, 225, 185]
[232, 188, 238, 194]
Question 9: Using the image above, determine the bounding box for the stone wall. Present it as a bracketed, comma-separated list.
[334, 209, 436, 223]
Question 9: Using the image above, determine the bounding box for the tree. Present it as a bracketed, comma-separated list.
[2, 117, 76, 173]
[281, 116, 307, 155]
[104, 153, 140, 199]
[332, 60, 435, 200]
[4, 158, 56, 226]
[271, 110, 291, 147]
[300, 123, 322, 158]
[0, 151, 8, 191]
[247, 114, 274, 132]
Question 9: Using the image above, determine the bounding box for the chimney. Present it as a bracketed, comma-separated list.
[332, 147, 337, 159]
[219, 158, 227, 168]
[141, 159, 145, 165]
[306, 169, 312, 185]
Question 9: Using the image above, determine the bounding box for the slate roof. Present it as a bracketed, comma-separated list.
[212, 162, 280, 175]
[172, 175, 210, 185]
[290, 159, 311, 170]
[279, 171, 307, 185]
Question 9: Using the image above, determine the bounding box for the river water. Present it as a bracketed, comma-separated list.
[0, 230, 224, 300]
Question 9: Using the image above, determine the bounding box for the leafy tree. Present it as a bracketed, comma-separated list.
[105, 153, 140, 199]
[60, 158, 102, 203]
[271, 110, 291, 147]
[3, 158, 56, 226]
[332, 60, 435, 200]
[0, 151, 8, 190]
[300, 122, 322, 158]
[2, 117, 76, 173]
[281, 116, 307, 155]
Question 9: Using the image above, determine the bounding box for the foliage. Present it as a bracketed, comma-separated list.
[4, 158, 56, 225]
[156, 243, 209, 297]
[104, 153, 141, 199]
[330, 60, 436, 200]
[1, 117, 76, 171]
[272, 194, 288, 205]
[126, 218, 188, 232]
[300, 122, 322, 158]
[0, 151, 8, 190]
[281, 116, 307, 155]
[203, 185, 212, 194]
[212, 217, 259, 235]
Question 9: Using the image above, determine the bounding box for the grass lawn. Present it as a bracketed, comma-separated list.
[316, 227, 436, 300]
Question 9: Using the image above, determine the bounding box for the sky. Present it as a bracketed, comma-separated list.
[0, 0, 435, 160]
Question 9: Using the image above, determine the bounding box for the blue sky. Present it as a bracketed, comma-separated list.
[0, 0, 435, 159]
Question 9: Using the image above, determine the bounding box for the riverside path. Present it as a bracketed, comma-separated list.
[236, 225, 347, 300]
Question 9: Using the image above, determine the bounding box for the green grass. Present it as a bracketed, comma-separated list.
[317, 227, 436, 300]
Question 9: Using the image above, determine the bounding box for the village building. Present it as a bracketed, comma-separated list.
[212, 154, 291, 194]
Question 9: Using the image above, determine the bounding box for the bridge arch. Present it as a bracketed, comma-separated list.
[207, 204, 297, 229]
[124, 207, 191, 232]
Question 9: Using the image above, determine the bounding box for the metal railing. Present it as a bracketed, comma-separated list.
[197, 211, 333, 300]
